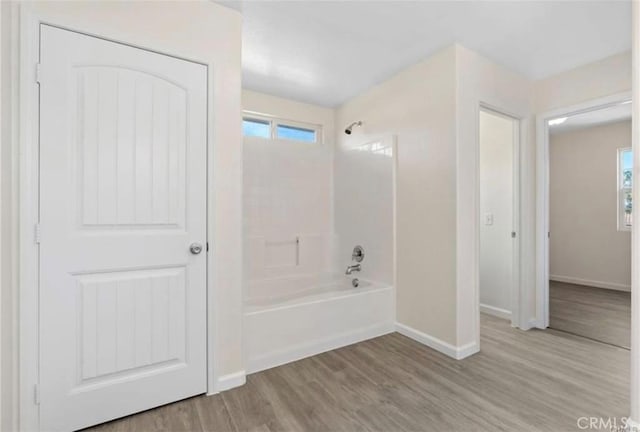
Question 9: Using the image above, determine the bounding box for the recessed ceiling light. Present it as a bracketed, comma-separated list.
[548, 117, 568, 126]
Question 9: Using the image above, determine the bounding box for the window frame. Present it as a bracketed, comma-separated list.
[242, 111, 323, 144]
[617, 147, 633, 231]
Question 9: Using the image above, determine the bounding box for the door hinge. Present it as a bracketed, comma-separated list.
[206, 242, 209, 252]
[548, 231, 551, 239]
[34, 224, 41, 244]
[511, 231, 516, 238]
[34, 384, 40, 405]
[35, 63, 42, 84]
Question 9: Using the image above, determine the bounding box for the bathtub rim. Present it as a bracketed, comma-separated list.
[244, 281, 393, 315]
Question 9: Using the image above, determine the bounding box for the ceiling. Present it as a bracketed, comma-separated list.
[222, 1, 631, 107]
[549, 102, 632, 135]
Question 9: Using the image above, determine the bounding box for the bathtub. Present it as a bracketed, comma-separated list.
[244, 274, 395, 374]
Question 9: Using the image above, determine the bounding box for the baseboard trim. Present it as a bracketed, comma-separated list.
[479, 303, 511, 320]
[210, 370, 246, 395]
[247, 322, 395, 374]
[395, 323, 479, 360]
[550, 275, 630, 292]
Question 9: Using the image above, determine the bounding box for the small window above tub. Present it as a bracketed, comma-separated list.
[242, 112, 322, 144]
[242, 117, 271, 139]
[276, 123, 317, 143]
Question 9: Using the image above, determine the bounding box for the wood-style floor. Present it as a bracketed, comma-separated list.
[549, 280, 631, 349]
[88, 315, 629, 432]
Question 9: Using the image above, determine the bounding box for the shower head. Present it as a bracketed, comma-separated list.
[344, 121, 363, 135]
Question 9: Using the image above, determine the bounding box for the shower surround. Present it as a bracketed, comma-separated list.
[242, 90, 395, 373]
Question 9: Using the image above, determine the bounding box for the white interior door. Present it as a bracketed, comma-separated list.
[39, 25, 208, 431]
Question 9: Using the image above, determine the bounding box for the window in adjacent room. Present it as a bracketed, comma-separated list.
[618, 147, 633, 230]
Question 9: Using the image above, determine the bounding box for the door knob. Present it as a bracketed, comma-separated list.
[190, 243, 203, 255]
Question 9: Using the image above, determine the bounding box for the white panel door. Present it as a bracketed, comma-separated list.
[39, 25, 208, 431]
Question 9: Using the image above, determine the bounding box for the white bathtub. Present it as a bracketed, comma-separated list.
[244, 274, 395, 374]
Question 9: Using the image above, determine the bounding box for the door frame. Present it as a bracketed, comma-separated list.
[18, 13, 214, 430]
[534, 91, 632, 329]
[478, 104, 522, 329]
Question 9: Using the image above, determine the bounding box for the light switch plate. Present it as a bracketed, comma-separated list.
[484, 213, 494, 225]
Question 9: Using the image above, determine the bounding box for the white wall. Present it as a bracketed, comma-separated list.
[1, 2, 242, 429]
[242, 90, 335, 295]
[337, 46, 459, 346]
[334, 134, 395, 285]
[549, 120, 632, 291]
[336, 44, 533, 353]
[455, 45, 532, 342]
[534, 51, 631, 113]
[479, 111, 515, 316]
[1, 4, 21, 429]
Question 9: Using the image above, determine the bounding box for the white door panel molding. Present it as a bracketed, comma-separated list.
[39, 25, 208, 431]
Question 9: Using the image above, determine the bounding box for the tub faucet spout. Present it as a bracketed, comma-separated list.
[345, 263, 361, 275]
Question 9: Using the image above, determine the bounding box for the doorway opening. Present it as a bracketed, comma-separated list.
[536, 93, 632, 350]
[478, 107, 521, 329]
